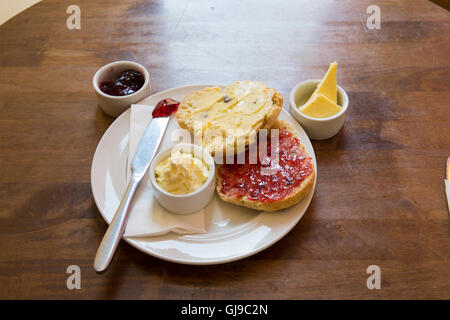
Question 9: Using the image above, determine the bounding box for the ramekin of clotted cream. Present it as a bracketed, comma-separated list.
[154, 148, 209, 194]
[149, 143, 216, 214]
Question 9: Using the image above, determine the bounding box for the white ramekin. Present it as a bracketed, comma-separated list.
[289, 79, 349, 140]
[92, 61, 151, 118]
[149, 143, 216, 214]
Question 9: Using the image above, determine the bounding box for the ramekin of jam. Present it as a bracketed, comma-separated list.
[93, 61, 150, 117]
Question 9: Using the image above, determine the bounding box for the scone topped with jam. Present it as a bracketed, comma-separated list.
[176, 81, 282, 155]
[216, 120, 315, 212]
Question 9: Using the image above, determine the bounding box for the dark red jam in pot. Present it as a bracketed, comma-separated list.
[152, 98, 180, 118]
[218, 127, 313, 203]
[100, 70, 145, 96]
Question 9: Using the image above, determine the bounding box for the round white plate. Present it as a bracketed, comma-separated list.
[91, 84, 317, 265]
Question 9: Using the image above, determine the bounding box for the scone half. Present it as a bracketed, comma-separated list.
[176, 81, 282, 156]
[216, 120, 315, 212]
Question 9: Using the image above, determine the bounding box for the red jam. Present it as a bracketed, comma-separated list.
[219, 127, 313, 203]
[100, 70, 145, 96]
[152, 98, 180, 118]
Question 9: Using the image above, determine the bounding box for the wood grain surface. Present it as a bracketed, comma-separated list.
[0, 0, 449, 299]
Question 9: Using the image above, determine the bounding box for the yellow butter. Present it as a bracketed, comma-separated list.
[154, 149, 209, 195]
[188, 81, 276, 152]
[303, 62, 338, 106]
[300, 93, 342, 118]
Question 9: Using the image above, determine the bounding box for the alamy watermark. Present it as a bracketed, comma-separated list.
[168, 122, 282, 175]
[366, 265, 381, 290]
[66, 5, 81, 30]
[366, 5, 381, 30]
[66, 265, 81, 290]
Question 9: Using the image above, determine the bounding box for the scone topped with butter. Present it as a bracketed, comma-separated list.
[176, 81, 283, 155]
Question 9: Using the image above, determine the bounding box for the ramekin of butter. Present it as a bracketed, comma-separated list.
[149, 143, 216, 214]
[93, 61, 151, 117]
[289, 62, 349, 140]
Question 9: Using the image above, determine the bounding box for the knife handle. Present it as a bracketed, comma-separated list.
[94, 177, 141, 272]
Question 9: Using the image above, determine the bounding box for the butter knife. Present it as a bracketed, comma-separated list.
[445, 157, 450, 214]
[94, 100, 179, 272]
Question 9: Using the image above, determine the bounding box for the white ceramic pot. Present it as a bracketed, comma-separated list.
[92, 61, 150, 117]
[149, 143, 216, 214]
[289, 79, 349, 140]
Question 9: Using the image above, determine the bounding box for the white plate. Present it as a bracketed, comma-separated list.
[91, 84, 317, 265]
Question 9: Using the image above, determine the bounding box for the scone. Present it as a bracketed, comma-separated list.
[216, 120, 315, 212]
[176, 81, 282, 155]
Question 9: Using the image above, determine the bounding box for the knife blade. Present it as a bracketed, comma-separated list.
[94, 106, 171, 272]
[132, 117, 170, 178]
[446, 157, 450, 181]
[445, 157, 450, 214]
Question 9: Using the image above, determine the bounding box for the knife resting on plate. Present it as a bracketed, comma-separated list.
[93, 100, 178, 272]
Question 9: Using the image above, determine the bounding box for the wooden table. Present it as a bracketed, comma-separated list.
[0, 0, 449, 299]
